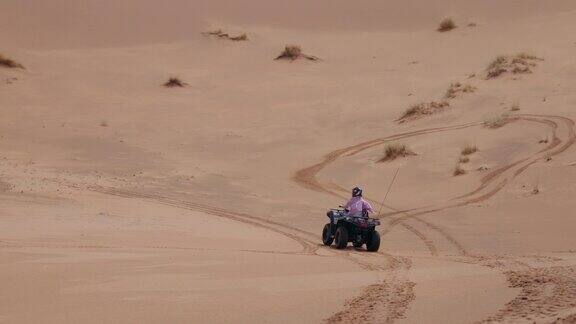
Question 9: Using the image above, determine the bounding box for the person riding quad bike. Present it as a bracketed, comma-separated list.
[344, 186, 374, 217]
[322, 186, 381, 251]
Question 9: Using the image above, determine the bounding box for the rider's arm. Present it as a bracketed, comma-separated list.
[363, 199, 374, 213]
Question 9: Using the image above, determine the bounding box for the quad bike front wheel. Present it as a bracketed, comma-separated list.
[322, 224, 334, 246]
[366, 230, 381, 252]
[334, 226, 349, 249]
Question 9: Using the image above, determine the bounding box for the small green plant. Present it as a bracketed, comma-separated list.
[379, 143, 416, 162]
[438, 18, 457, 32]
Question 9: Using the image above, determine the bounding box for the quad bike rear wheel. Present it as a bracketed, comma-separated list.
[334, 226, 349, 249]
[322, 224, 334, 246]
[366, 230, 381, 252]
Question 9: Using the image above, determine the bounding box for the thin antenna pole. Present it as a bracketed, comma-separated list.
[377, 168, 400, 217]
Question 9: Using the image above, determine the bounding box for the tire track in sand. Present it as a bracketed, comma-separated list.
[293, 114, 576, 323]
[89, 186, 415, 322]
[294, 114, 574, 256]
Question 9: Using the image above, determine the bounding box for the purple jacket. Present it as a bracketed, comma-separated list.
[344, 197, 374, 215]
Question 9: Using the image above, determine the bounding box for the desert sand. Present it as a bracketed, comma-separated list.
[2, 0, 576, 323]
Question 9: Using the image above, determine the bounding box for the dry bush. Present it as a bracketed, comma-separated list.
[486, 53, 542, 79]
[438, 18, 457, 32]
[275, 45, 319, 61]
[0, 53, 24, 69]
[459, 156, 470, 163]
[230, 33, 248, 41]
[531, 182, 540, 195]
[444, 82, 476, 99]
[379, 143, 416, 162]
[203, 30, 249, 41]
[483, 113, 511, 129]
[461, 145, 478, 155]
[510, 102, 520, 111]
[164, 77, 187, 88]
[205, 29, 226, 37]
[453, 164, 466, 176]
[277, 45, 301, 60]
[398, 101, 450, 123]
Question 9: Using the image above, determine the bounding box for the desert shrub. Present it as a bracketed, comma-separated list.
[483, 114, 511, 129]
[486, 53, 542, 79]
[453, 164, 466, 176]
[398, 101, 450, 123]
[459, 156, 470, 163]
[438, 18, 457, 32]
[379, 143, 416, 162]
[444, 82, 476, 99]
[461, 145, 478, 155]
[203, 30, 249, 41]
[230, 33, 248, 41]
[276, 45, 302, 60]
[275, 45, 319, 61]
[164, 77, 186, 88]
[206, 29, 226, 37]
[0, 53, 24, 69]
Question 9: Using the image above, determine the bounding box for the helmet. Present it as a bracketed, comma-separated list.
[352, 186, 363, 197]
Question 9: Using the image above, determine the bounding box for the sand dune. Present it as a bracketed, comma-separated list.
[2, 0, 576, 323]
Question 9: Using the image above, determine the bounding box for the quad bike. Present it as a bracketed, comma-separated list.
[322, 208, 381, 252]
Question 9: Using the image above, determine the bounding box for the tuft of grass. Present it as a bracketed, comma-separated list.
[438, 18, 457, 32]
[276, 45, 302, 60]
[203, 29, 249, 41]
[486, 53, 542, 79]
[230, 33, 248, 41]
[453, 164, 466, 176]
[100, 120, 108, 127]
[444, 82, 476, 99]
[379, 143, 416, 162]
[275, 45, 319, 61]
[164, 77, 187, 88]
[459, 156, 470, 163]
[398, 101, 450, 123]
[531, 182, 540, 195]
[510, 102, 520, 111]
[461, 145, 478, 156]
[0, 53, 24, 69]
[483, 113, 511, 129]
